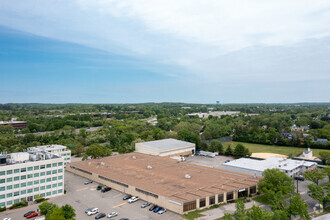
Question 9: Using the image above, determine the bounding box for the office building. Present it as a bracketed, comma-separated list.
[27, 145, 71, 166]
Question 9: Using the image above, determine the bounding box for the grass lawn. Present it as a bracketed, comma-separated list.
[252, 195, 269, 204]
[182, 210, 205, 220]
[223, 142, 330, 157]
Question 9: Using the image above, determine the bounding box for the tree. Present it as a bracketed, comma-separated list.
[48, 207, 67, 220]
[83, 143, 112, 159]
[233, 144, 251, 159]
[233, 199, 246, 219]
[246, 205, 272, 220]
[39, 201, 57, 215]
[258, 168, 294, 197]
[225, 145, 233, 156]
[319, 151, 330, 165]
[307, 184, 330, 207]
[177, 129, 200, 148]
[287, 193, 309, 219]
[303, 168, 326, 185]
[209, 140, 223, 154]
[322, 166, 330, 183]
[62, 204, 76, 219]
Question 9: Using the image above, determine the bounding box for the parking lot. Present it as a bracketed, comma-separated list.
[185, 155, 233, 169]
[0, 171, 182, 220]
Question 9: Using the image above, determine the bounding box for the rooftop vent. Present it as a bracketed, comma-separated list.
[100, 162, 105, 166]
[132, 156, 136, 159]
[147, 165, 152, 169]
[185, 174, 191, 179]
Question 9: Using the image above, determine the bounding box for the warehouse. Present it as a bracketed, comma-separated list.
[135, 138, 196, 156]
[66, 153, 259, 214]
[221, 157, 317, 177]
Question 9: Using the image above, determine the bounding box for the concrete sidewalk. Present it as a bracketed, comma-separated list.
[196, 201, 262, 220]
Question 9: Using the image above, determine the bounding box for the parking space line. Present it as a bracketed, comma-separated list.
[112, 202, 127, 208]
[76, 187, 88, 192]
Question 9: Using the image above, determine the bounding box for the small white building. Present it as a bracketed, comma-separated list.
[27, 145, 71, 166]
[135, 139, 195, 157]
[221, 157, 316, 177]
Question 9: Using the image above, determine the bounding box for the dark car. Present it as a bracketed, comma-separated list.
[294, 176, 305, 181]
[123, 194, 132, 200]
[24, 211, 35, 217]
[26, 212, 38, 219]
[119, 218, 129, 220]
[95, 213, 106, 219]
[97, 185, 102, 190]
[101, 187, 111, 193]
[149, 205, 157, 211]
[153, 206, 162, 213]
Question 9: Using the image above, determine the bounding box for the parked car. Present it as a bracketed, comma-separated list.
[34, 217, 45, 220]
[95, 213, 106, 219]
[26, 212, 38, 219]
[84, 180, 93, 185]
[97, 185, 102, 190]
[153, 207, 162, 213]
[119, 218, 129, 220]
[225, 160, 231, 163]
[86, 208, 99, 216]
[24, 211, 35, 217]
[101, 187, 111, 193]
[3, 218, 11, 220]
[128, 196, 139, 203]
[107, 212, 118, 218]
[123, 194, 132, 200]
[158, 208, 167, 214]
[149, 205, 157, 211]
[85, 208, 94, 213]
[294, 176, 305, 181]
[141, 202, 150, 208]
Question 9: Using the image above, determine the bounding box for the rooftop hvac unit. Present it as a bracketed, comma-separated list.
[147, 165, 152, 169]
[100, 162, 105, 166]
[185, 174, 191, 179]
[284, 163, 287, 166]
[132, 156, 136, 159]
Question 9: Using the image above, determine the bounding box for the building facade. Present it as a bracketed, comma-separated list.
[27, 145, 71, 166]
[0, 121, 27, 129]
[221, 157, 317, 177]
[66, 153, 259, 214]
[0, 152, 65, 208]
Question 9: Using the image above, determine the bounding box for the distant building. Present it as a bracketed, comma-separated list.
[290, 124, 310, 132]
[221, 157, 316, 177]
[281, 133, 293, 140]
[27, 145, 71, 167]
[216, 101, 220, 104]
[0, 151, 65, 208]
[301, 148, 313, 159]
[135, 139, 196, 156]
[0, 121, 27, 129]
[186, 111, 240, 119]
[312, 139, 328, 144]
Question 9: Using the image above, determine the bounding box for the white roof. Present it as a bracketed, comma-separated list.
[223, 157, 316, 172]
[28, 145, 67, 151]
[137, 139, 195, 151]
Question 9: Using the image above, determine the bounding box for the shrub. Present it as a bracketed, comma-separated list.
[0, 206, 6, 212]
[35, 195, 47, 203]
[9, 200, 28, 209]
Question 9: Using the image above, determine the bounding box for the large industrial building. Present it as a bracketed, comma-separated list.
[0, 151, 65, 208]
[221, 157, 317, 177]
[135, 139, 196, 156]
[27, 145, 71, 166]
[0, 121, 27, 129]
[67, 153, 259, 214]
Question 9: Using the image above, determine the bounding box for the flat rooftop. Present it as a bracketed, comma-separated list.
[69, 153, 259, 203]
[223, 157, 316, 171]
[0, 121, 27, 124]
[137, 139, 194, 151]
[28, 145, 67, 151]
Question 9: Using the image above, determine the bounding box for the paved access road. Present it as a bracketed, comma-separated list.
[0, 171, 182, 220]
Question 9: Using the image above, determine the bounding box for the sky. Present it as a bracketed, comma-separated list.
[0, 0, 330, 104]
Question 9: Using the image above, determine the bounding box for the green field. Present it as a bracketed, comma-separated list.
[223, 142, 330, 157]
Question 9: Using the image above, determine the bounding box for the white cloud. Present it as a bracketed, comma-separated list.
[0, 0, 330, 84]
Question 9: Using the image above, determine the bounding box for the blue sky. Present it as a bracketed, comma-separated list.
[0, 0, 330, 103]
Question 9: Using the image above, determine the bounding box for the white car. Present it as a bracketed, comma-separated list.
[128, 196, 139, 203]
[107, 212, 118, 218]
[86, 208, 99, 215]
[158, 209, 167, 214]
[3, 218, 11, 220]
